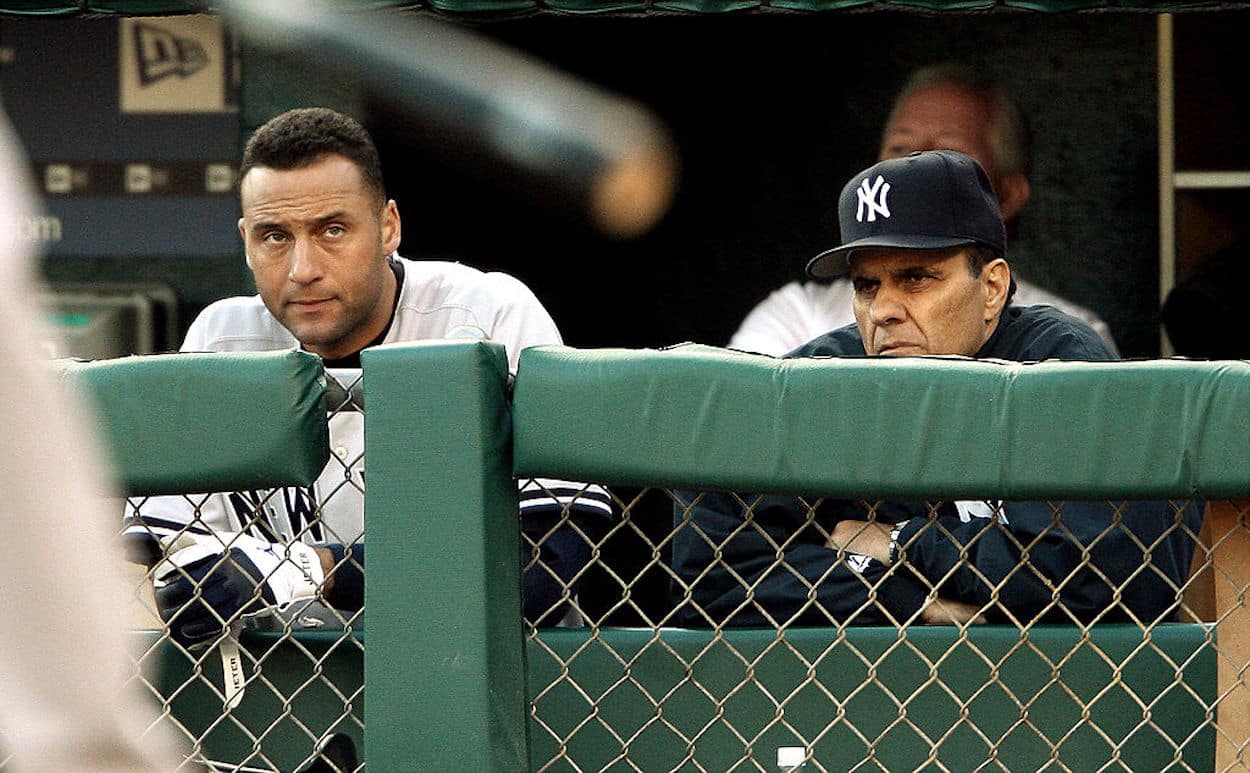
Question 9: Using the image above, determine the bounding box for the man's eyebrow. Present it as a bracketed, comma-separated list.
[245, 218, 284, 233]
[245, 211, 351, 232]
[313, 210, 350, 226]
[893, 264, 941, 277]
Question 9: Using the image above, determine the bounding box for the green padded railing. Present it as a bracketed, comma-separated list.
[512, 344, 1250, 500]
[74, 342, 1240, 768]
[57, 350, 329, 496]
[509, 345, 1244, 770]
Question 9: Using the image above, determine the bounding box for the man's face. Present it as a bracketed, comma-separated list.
[879, 83, 999, 178]
[850, 247, 1007, 357]
[878, 82, 1029, 223]
[238, 154, 401, 360]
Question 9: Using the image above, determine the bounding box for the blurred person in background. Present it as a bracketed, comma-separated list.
[0, 105, 185, 772]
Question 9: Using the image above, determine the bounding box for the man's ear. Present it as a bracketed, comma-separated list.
[238, 218, 253, 269]
[995, 173, 1031, 223]
[381, 200, 401, 255]
[982, 258, 1011, 320]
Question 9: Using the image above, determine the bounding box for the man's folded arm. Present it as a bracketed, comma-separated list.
[671, 490, 930, 627]
[898, 499, 1204, 621]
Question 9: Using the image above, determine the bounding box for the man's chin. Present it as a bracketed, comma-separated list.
[876, 344, 927, 356]
[282, 321, 347, 353]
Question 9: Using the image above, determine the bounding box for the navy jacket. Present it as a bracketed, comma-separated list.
[672, 305, 1202, 627]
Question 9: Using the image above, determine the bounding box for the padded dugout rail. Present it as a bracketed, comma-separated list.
[56, 350, 329, 496]
[512, 344, 1250, 500]
[510, 344, 1243, 770]
[56, 350, 349, 769]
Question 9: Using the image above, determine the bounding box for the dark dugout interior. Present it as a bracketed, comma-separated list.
[369, 12, 1165, 359]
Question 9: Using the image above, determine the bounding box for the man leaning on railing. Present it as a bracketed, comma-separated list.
[125, 107, 611, 651]
[672, 150, 1200, 628]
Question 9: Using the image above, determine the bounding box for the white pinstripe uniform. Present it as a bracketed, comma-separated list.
[128, 256, 610, 563]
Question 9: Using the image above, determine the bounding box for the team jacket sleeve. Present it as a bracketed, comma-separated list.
[324, 543, 365, 612]
[670, 489, 931, 627]
[122, 493, 237, 565]
[518, 478, 612, 625]
[482, 271, 617, 623]
[898, 499, 1203, 622]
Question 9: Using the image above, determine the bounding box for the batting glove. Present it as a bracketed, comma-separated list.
[153, 531, 324, 650]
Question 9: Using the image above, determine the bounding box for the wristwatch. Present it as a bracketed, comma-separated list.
[887, 520, 911, 565]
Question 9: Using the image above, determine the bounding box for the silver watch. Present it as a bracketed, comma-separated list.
[887, 520, 911, 564]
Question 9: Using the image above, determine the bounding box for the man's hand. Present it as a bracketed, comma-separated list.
[152, 532, 325, 649]
[920, 596, 987, 625]
[828, 519, 893, 564]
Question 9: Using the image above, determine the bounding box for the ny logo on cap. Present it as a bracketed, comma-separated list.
[856, 175, 891, 223]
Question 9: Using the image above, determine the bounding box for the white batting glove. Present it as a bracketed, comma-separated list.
[153, 531, 324, 649]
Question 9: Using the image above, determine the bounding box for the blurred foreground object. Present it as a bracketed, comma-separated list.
[214, 0, 679, 238]
[0, 109, 183, 771]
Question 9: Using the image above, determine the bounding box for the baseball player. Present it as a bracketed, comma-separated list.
[673, 150, 1200, 628]
[127, 108, 612, 651]
[729, 63, 1118, 358]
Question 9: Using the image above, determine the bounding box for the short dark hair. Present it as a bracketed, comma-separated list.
[239, 107, 386, 204]
[964, 244, 1017, 307]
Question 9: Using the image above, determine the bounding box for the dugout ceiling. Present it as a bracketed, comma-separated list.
[3, 0, 1250, 14]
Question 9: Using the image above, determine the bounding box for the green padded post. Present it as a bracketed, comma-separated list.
[363, 340, 528, 771]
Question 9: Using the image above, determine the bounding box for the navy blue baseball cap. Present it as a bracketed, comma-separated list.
[805, 150, 1006, 280]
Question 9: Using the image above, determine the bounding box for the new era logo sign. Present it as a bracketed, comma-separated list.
[856, 175, 891, 223]
[133, 22, 208, 86]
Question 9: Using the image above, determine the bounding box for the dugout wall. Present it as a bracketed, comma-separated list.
[61, 342, 1250, 770]
[364, 341, 1241, 771]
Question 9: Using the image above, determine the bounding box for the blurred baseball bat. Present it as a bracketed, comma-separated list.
[210, 0, 679, 239]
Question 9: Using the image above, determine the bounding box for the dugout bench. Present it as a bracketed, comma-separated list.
[65, 344, 1250, 771]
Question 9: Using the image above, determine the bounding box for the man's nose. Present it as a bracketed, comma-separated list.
[288, 239, 323, 284]
[868, 286, 906, 325]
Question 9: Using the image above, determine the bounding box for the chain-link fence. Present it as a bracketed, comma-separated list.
[117, 362, 363, 773]
[510, 345, 1250, 772]
[527, 489, 1223, 771]
[59, 344, 1250, 771]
